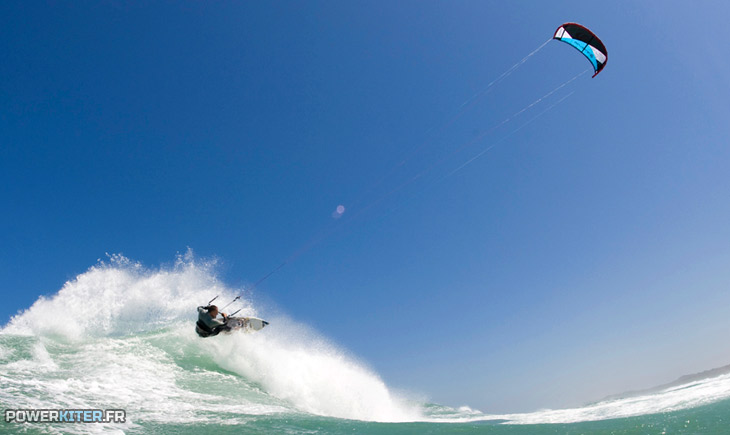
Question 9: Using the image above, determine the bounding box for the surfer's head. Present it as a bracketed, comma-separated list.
[207, 305, 219, 317]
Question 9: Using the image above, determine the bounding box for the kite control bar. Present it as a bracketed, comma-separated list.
[202, 295, 244, 317]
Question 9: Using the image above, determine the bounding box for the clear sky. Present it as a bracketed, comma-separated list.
[2, 1, 730, 413]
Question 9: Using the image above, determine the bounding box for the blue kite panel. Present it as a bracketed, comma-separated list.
[558, 38, 598, 72]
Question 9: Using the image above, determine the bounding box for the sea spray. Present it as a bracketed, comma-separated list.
[3, 253, 730, 434]
[2, 252, 240, 340]
[0, 252, 422, 425]
[205, 318, 423, 422]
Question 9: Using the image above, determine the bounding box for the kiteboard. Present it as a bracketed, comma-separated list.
[224, 316, 269, 333]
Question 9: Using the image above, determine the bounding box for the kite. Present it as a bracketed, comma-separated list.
[553, 23, 607, 77]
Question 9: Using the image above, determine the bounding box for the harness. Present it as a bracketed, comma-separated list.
[195, 320, 219, 338]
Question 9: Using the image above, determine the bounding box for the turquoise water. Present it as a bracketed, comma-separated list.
[2, 257, 729, 434]
[74, 400, 730, 435]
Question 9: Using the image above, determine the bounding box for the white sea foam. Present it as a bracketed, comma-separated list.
[491, 373, 730, 424]
[2, 252, 728, 428]
[2, 251, 240, 340]
[423, 372, 730, 425]
[0, 252, 422, 424]
[0, 344, 11, 361]
[204, 318, 423, 422]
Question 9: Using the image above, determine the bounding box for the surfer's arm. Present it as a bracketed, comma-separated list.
[209, 317, 225, 327]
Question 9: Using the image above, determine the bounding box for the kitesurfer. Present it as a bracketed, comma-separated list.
[195, 305, 231, 337]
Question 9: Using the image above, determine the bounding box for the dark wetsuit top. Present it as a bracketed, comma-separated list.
[196, 306, 229, 337]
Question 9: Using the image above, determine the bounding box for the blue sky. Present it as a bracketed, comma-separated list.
[2, 1, 730, 412]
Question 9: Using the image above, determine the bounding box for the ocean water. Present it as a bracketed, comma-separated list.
[2, 254, 729, 434]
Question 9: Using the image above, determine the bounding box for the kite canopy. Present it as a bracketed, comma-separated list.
[553, 23, 607, 77]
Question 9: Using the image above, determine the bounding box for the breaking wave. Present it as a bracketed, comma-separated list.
[2, 251, 729, 433]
